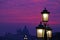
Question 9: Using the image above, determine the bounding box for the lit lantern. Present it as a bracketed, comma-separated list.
[46, 27, 52, 40]
[41, 8, 50, 22]
[36, 22, 45, 39]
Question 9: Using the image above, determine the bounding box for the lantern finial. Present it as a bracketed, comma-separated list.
[44, 8, 46, 10]
[40, 22, 42, 25]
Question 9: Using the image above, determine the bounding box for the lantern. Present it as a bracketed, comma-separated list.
[46, 27, 52, 40]
[41, 8, 50, 22]
[36, 22, 45, 39]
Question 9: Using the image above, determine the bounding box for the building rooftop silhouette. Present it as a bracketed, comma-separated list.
[0, 26, 60, 40]
[0, 26, 37, 40]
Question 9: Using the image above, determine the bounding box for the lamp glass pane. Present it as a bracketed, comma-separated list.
[47, 31, 52, 37]
[37, 29, 44, 37]
[42, 13, 48, 22]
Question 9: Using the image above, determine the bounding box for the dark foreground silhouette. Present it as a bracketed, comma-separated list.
[0, 26, 60, 40]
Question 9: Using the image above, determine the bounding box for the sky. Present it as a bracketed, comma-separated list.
[0, 0, 60, 36]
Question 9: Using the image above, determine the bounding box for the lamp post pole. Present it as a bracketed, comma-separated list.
[41, 8, 50, 40]
[44, 23, 47, 40]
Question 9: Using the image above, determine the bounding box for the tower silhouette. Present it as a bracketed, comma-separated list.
[23, 26, 29, 35]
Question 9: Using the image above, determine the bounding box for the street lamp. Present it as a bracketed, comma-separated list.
[41, 8, 50, 40]
[36, 8, 52, 40]
[46, 27, 52, 40]
[36, 22, 45, 40]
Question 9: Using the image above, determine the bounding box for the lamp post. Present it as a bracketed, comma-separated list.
[41, 8, 50, 40]
[36, 22, 45, 40]
[36, 8, 52, 40]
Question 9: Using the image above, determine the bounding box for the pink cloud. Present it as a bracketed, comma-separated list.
[32, 0, 47, 3]
[0, 0, 60, 25]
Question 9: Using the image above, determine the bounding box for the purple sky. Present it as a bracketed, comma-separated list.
[0, 0, 60, 36]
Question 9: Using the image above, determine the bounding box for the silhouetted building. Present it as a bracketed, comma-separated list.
[1, 26, 60, 40]
[1, 26, 36, 40]
[52, 32, 60, 40]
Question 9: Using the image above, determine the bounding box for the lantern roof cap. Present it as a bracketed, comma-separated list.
[46, 27, 52, 30]
[41, 8, 50, 14]
[36, 22, 45, 29]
